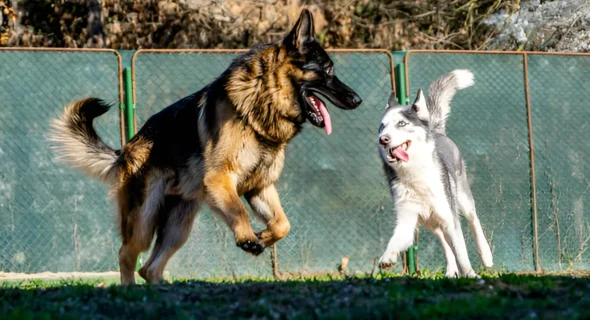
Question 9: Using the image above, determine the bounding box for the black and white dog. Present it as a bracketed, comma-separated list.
[377, 70, 493, 277]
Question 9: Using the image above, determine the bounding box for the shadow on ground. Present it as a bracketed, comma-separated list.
[1, 273, 590, 319]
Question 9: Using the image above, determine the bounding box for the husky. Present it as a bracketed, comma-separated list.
[48, 9, 362, 285]
[376, 70, 493, 278]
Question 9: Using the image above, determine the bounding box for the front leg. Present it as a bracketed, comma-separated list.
[245, 184, 291, 248]
[204, 172, 264, 255]
[378, 200, 421, 269]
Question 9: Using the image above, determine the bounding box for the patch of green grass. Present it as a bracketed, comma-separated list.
[1, 273, 590, 319]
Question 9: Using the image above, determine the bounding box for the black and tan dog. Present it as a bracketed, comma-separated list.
[49, 9, 362, 285]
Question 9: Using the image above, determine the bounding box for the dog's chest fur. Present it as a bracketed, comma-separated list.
[388, 143, 447, 210]
[235, 138, 285, 194]
[173, 111, 287, 199]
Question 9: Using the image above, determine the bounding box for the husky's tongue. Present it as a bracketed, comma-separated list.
[317, 100, 332, 135]
[392, 146, 409, 162]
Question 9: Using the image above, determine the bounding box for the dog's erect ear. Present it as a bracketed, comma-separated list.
[412, 88, 429, 121]
[283, 9, 315, 53]
[387, 91, 400, 109]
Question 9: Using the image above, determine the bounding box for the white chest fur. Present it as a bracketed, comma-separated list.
[390, 144, 444, 205]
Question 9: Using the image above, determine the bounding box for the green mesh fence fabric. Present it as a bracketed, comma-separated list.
[3, 49, 586, 277]
[133, 51, 398, 277]
[528, 54, 590, 271]
[406, 52, 534, 272]
[0, 50, 122, 273]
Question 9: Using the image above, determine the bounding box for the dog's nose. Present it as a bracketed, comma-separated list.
[379, 135, 390, 147]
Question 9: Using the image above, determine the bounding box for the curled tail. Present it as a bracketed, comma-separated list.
[427, 69, 474, 135]
[49, 98, 120, 184]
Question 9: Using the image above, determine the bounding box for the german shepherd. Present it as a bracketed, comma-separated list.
[49, 9, 362, 285]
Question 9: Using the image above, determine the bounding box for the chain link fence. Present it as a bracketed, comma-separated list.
[132, 50, 398, 278]
[1, 49, 589, 277]
[0, 49, 123, 273]
[528, 54, 590, 271]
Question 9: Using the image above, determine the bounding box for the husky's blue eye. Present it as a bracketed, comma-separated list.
[379, 123, 384, 133]
[397, 120, 408, 127]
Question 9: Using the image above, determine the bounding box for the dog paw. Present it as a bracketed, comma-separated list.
[236, 239, 265, 256]
[463, 270, 480, 278]
[378, 252, 397, 270]
[444, 269, 459, 278]
[138, 266, 164, 284]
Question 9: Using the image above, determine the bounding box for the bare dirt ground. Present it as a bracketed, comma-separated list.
[0, 271, 121, 281]
[3, 270, 590, 282]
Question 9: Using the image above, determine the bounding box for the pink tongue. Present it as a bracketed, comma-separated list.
[317, 101, 332, 135]
[392, 147, 409, 162]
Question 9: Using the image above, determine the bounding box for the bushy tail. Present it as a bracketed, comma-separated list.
[48, 98, 120, 184]
[427, 69, 474, 135]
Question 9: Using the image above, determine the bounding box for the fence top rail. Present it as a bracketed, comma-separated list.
[0, 47, 122, 54]
[404, 49, 590, 56]
[131, 48, 394, 54]
[130, 48, 396, 133]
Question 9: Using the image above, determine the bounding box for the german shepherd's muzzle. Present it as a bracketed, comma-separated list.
[294, 40, 362, 135]
[49, 9, 362, 285]
[302, 71, 362, 134]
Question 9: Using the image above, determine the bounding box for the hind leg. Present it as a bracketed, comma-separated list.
[457, 177, 493, 268]
[245, 184, 291, 248]
[138, 195, 202, 284]
[117, 177, 165, 285]
[440, 218, 478, 278]
[428, 225, 459, 278]
[431, 194, 478, 278]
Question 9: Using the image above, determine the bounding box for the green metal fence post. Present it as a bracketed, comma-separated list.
[393, 53, 410, 105]
[392, 51, 417, 275]
[124, 67, 135, 140]
[122, 66, 140, 271]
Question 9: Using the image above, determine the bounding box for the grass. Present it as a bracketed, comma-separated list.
[2, 272, 590, 319]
